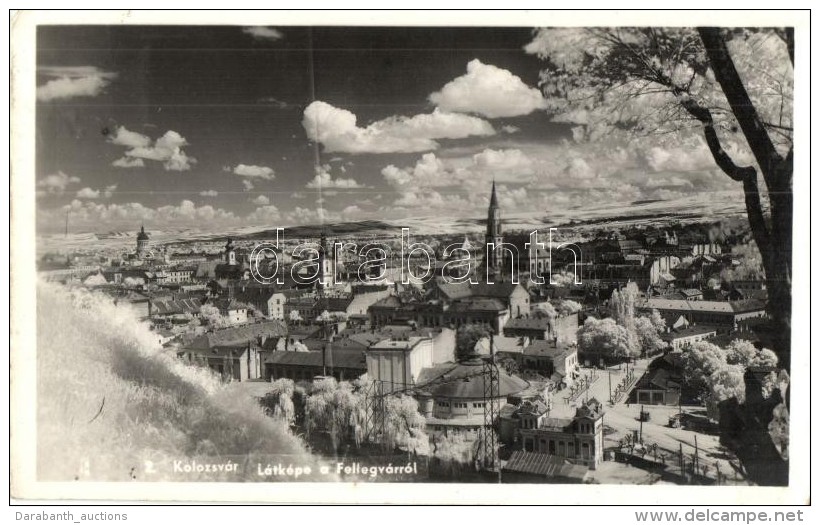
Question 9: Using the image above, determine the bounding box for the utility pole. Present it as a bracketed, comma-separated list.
[482, 331, 500, 483]
[608, 370, 612, 404]
[639, 405, 644, 443]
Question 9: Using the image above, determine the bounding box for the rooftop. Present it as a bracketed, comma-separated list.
[415, 359, 528, 400]
[502, 451, 589, 481]
[264, 348, 367, 370]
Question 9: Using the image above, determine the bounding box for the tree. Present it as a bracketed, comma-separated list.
[648, 309, 667, 333]
[768, 370, 790, 461]
[725, 339, 778, 368]
[528, 27, 793, 366]
[431, 432, 478, 475]
[288, 310, 302, 323]
[635, 315, 665, 357]
[290, 340, 310, 352]
[556, 299, 583, 316]
[681, 341, 727, 395]
[577, 317, 637, 361]
[456, 324, 490, 362]
[721, 242, 766, 283]
[199, 304, 228, 330]
[706, 364, 746, 420]
[609, 283, 639, 329]
[383, 395, 429, 456]
[609, 283, 640, 354]
[304, 377, 366, 452]
[532, 301, 558, 318]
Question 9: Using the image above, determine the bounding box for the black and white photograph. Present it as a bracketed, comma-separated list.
[9, 9, 810, 506]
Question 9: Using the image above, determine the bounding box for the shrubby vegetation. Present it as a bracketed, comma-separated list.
[578, 283, 666, 360]
[681, 340, 778, 419]
[36, 281, 320, 481]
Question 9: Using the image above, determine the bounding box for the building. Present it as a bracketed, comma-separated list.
[366, 336, 435, 393]
[136, 225, 150, 256]
[414, 357, 529, 435]
[503, 312, 578, 343]
[633, 368, 681, 406]
[233, 286, 287, 320]
[431, 279, 531, 320]
[500, 398, 605, 470]
[154, 267, 195, 285]
[149, 296, 202, 321]
[264, 348, 367, 382]
[639, 298, 767, 329]
[661, 325, 718, 351]
[179, 320, 288, 382]
[501, 451, 589, 483]
[519, 340, 580, 388]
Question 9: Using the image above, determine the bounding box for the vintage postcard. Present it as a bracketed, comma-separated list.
[9, 10, 810, 505]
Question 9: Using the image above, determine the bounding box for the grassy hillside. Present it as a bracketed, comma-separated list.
[35, 282, 324, 482]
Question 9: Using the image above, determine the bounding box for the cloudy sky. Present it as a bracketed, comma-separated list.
[35, 25, 737, 233]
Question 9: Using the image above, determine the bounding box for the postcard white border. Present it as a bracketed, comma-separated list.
[9, 8, 812, 504]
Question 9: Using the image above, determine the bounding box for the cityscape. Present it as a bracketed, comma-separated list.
[26, 23, 793, 490]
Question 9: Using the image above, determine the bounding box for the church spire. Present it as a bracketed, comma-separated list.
[485, 179, 503, 272]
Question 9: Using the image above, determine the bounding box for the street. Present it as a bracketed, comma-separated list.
[550, 359, 749, 485]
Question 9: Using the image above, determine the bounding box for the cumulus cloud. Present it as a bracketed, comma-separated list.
[247, 205, 281, 224]
[472, 148, 533, 172]
[199, 190, 219, 197]
[251, 195, 270, 205]
[306, 168, 366, 189]
[564, 157, 596, 180]
[36, 66, 117, 102]
[284, 206, 340, 226]
[243, 27, 284, 40]
[107, 126, 151, 148]
[75, 187, 100, 199]
[49, 199, 240, 230]
[382, 148, 535, 194]
[37, 171, 80, 194]
[382, 153, 451, 189]
[233, 164, 275, 179]
[429, 59, 547, 118]
[75, 184, 116, 200]
[242, 180, 255, 192]
[302, 101, 495, 154]
[108, 127, 196, 171]
[112, 157, 145, 168]
[341, 205, 363, 219]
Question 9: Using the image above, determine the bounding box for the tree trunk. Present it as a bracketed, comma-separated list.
[697, 27, 793, 369]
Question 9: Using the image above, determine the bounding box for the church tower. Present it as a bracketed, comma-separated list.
[136, 225, 149, 256]
[485, 180, 504, 271]
[317, 232, 334, 290]
[225, 238, 237, 265]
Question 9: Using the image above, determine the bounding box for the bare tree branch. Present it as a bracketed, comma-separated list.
[698, 27, 784, 185]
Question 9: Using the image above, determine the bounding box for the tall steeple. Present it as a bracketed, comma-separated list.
[485, 179, 504, 271]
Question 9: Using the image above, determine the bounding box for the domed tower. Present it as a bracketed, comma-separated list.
[225, 238, 237, 265]
[484, 180, 503, 271]
[136, 225, 150, 256]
